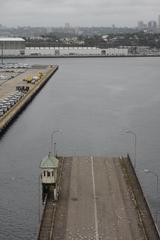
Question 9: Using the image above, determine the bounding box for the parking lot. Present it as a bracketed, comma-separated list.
[0, 63, 48, 118]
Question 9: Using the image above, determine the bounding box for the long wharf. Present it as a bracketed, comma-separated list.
[38, 155, 160, 240]
[0, 64, 58, 133]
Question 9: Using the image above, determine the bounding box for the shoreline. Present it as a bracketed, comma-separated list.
[1, 54, 160, 59]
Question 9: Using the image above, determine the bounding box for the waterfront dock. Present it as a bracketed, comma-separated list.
[0, 64, 58, 133]
[38, 155, 160, 240]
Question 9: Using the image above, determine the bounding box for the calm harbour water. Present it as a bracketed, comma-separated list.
[0, 57, 160, 239]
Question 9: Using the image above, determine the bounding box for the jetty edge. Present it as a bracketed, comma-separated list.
[0, 65, 58, 134]
[37, 155, 160, 240]
[120, 154, 160, 239]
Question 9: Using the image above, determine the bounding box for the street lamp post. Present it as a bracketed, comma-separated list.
[50, 130, 61, 155]
[126, 130, 137, 168]
[144, 168, 159, 223]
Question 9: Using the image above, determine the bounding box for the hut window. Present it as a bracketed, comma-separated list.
[43, 171, 46, 176]
[47, 171, 50, 177]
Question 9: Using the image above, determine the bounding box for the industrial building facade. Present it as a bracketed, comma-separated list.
[25, 46, 128, 56]
[0, 38, 25, 56]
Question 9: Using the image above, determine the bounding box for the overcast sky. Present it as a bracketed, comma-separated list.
[0, 0, 160, 27]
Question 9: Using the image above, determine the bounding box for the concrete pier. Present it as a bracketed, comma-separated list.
[37, 156, 160, 240]
[0, 64, 58, 133]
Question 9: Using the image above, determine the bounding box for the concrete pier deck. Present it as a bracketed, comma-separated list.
[38, 156, 160, 240]
[0, 64, 58, 132]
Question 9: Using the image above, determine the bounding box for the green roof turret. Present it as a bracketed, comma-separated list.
[40, 152, 59, 169]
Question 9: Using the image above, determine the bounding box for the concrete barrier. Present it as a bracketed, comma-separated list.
[120, 155, 160, 239]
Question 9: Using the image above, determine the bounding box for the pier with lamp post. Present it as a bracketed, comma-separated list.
[37, 152, 160, 240]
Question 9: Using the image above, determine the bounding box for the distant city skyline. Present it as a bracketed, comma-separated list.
[0, 0, 160, 27]
[1, 17, 160, 29]
[137, 15, 160, 32]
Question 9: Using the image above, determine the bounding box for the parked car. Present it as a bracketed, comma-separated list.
[8, 95, 19, 101]
[15, 91, 24, 97]
[0, 109, 4, 116]
[9, 99, 16, 106]
[0, 104, 8, 112]
[10, 97, 19, 103]
[0, 101, 11, 109]
[3, 98, 14, 106]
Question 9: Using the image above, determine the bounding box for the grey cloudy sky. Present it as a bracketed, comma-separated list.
[1, 0, 160, 27]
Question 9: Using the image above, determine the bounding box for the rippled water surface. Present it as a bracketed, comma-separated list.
[0, 57, 160, 239]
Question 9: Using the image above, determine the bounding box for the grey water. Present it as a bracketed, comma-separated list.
[0, 57, 160, 239]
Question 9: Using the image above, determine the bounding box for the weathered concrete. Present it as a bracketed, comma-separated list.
[37, 156, 160, 240]
[120, 155, 160, 240]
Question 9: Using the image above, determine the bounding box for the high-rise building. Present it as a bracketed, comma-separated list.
[148, 20, 157, 32]
[158, 15, 160, 31]
[64, 23, 71, 29]
[137, 21, 146, 30]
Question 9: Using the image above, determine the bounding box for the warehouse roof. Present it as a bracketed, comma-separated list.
[0, 38, 25, 42]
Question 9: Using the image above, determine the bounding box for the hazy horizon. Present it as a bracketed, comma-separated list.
[0, 0, 160, 28]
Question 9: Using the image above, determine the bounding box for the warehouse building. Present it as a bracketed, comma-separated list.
[0, 38, 25, 56]
[25, 46, 128, 56]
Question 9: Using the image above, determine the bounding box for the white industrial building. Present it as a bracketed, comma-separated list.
[0, 38, 25, 56]
[25, 46, 128, 56]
